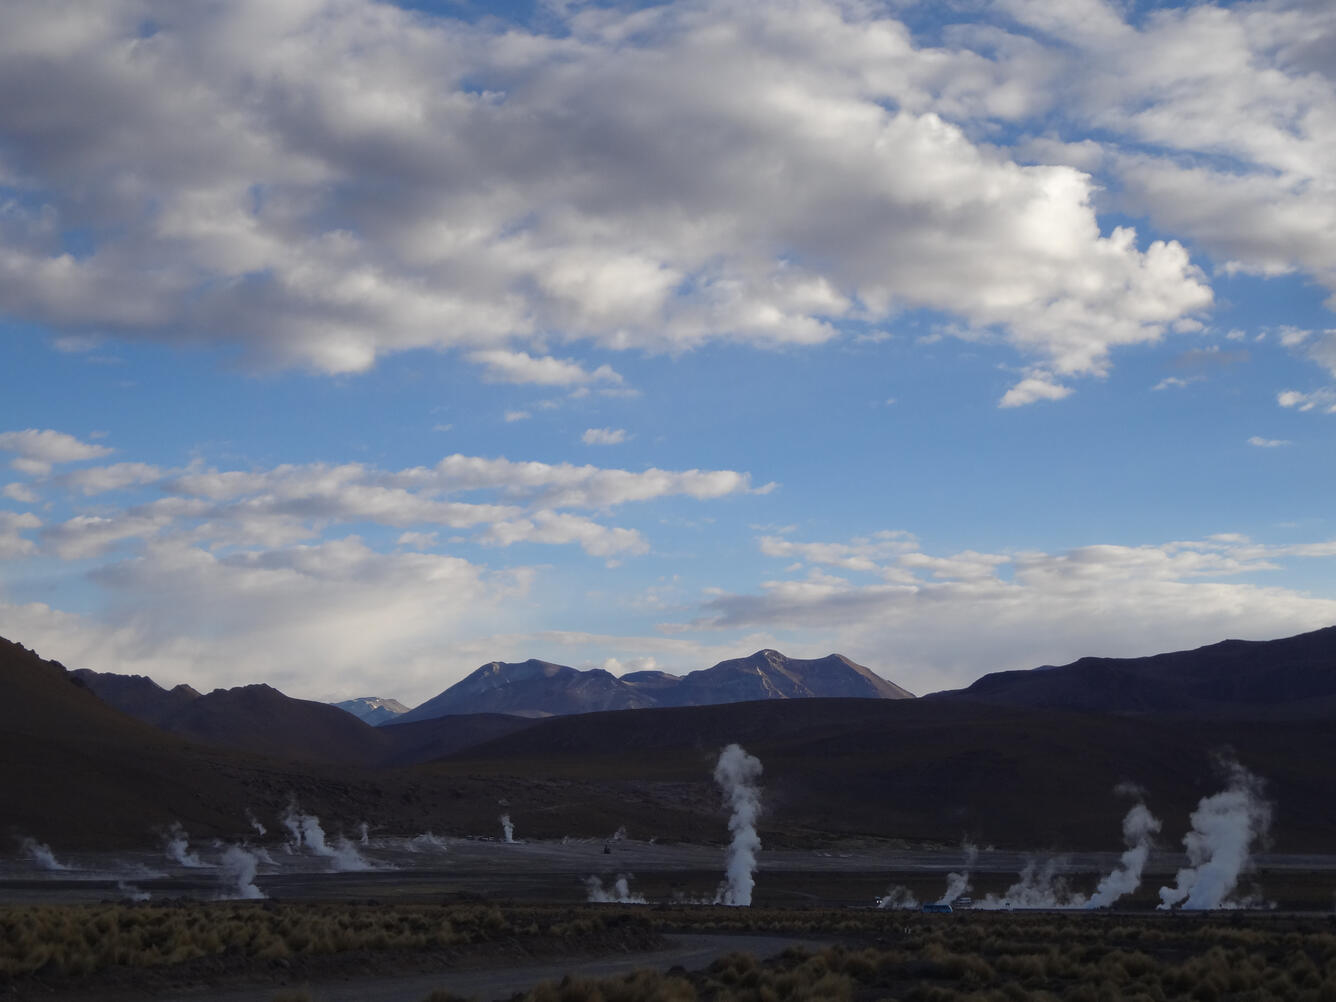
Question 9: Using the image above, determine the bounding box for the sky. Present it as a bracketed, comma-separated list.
[2, 0, 1336, 706]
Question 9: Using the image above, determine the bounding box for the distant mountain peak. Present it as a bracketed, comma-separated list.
[334, 696, 410, 726]
[398, 648, 913, 722]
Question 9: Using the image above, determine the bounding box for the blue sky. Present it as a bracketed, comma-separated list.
[2, 0, 1335, 704]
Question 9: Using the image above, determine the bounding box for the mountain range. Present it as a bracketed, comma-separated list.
[5, 625, 1335, 852]
[395, 649, 912, 722]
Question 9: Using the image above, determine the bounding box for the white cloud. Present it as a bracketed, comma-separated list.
[396, 530, 438, 550]
[582, 427, 628, 446]
[59, 462, 165, 495]
[1247, 435, 1291, 448]
[0, 429, 113, 475]
[1301, 330, 1336, 377]
[469, 350, 624, 387]
[0, 510, 40, 558]
[1005, 1, 1336, 312]
[758, 530, 917, 575]
[999, 372, 1072, 408]
[13, 444, 763, 563]
[0, 0, 1211, 394]
[1278, 388, 1336, 414]
[2, 483, 39, 503]
[477, 510, 648, 558]
[1153, 376, 1192, 391]
[1, 537, 534, 699]
[504, 410, 532, 423]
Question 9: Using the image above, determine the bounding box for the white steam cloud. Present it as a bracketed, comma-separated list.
[713, 743, 763, 907]
[937, 842, 979, 906]
[218, 846, 266, 900]
[164, 823, 211, 869]
[876, 885, 919, 910]
[281, 800, 373, 871]
[585, 874, 647, 904]
[500, 814, 515, 843]
[116, 881, 150, 902]
[19, 836, 70, 871]
[1159, 760, 1272, 910]
[1087, 798, 1162, 909]
[980, 857, 1085, 910]
[407, 832, 450, 853]
[246, 810, 267, 838]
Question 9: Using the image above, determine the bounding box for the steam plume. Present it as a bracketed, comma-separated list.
[164, 823, 210, 868]
[500, 814, 515, 843]
[281, 800, 372, 870]
[937, 842, 978, 906]
[116, 881, 150, 902]
[218, 846, 266, 899]
[246, 810, 267, 838]
[585, 874, 647, 904]
[281, 801, 304, 851]
[1087, 798, 1161, 909]
[358, 821, 370, 845]
[408, 832, 449, 852]
[980, 857, 1084, 909]
[19, 837, 69, 871]
[712, 743, 763, 907]
[876, 886, 919, 910]
[1159, 759, 1272, 910]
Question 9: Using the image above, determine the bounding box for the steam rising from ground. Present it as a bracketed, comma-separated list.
[938, 842, 979, 906]
[246, 811, 267, 838]
[1087, 797, 1161, 909]
[1159, 760, 1272, 910]
[164, 823, 211, 868]
[979, 857, 1085, 909]
[876, 885, 919, 910]
[116, 881, 150, 902]
[585, 874, 647, 904]
[713, 743, 763, 907]
[407, 832, 449, 853]
[218, 846, 266, 899]
[281, 800, 373, 871]
[500, 814, 516, 843]
[19, 837, 69, 871]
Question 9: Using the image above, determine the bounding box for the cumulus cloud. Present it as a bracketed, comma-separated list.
[1, 538, 534, 698]
[999, 372, 1073, 408]
[0, 434, 766, 697]
[1278, 388, 1336, 414]
[1002, 0, 1336, 309]
[0, 511, 41, 558]
[470, 350, 623, 387]
[582, 427, 628, 446]
[3, 483, 39, 503]
[691, 530, 1336, 694]
[0, 429, 113, 475]
[22, 448, 761, 561]
[0, 0, 1213, 396]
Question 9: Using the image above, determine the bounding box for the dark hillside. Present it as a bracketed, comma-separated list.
[71, 668, 200, 726]
[434, 696, 1336, 851]
[0, 638, 531, 848]
[155, 684, 391, 767]
[946, 625, 1336, 717]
